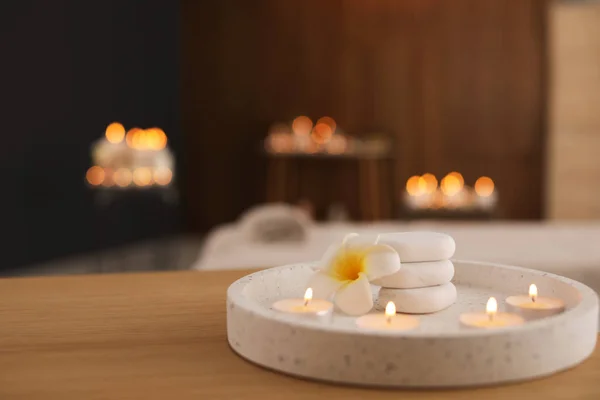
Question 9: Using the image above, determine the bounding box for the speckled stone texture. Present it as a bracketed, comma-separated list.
[227, 261, 599, 388]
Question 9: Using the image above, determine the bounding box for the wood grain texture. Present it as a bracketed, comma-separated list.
[547, 1, 600, 219]
[181, 0, 548, 230]
[0, 269, 598, 400]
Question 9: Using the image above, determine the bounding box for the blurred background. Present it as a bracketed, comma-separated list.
[2, 0, 599, 277]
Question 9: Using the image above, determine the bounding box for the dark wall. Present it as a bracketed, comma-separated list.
[1, 1, 181, 268]
[182, 0, 548, 230]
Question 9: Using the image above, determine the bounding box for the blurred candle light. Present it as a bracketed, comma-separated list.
[144, 128, 160, 151]
[126, 128, 142, 148]
[306, 140, 320, 154]
[89, 122, 174, 192]
[441, 174, 462, 196]
[133, 167, 153, 187]
[267, 123, 290, 152]
[421, 173, 438, 193]
[154, 128, 168, 150]
[316, 116, 337, 134]
[475, 176, 495, 197]
[448, 171, 464, 188]
[406, 175, 423, 196]
[474, 176, 497, 210]
[268, 133, 293, 153]
[105, 122, 125, 144]
[326, 134, 348, 155]
[135, 130, 149, 150]
[417, 176, 427, 193]
[102, 168, 115, 187]
[86, 166, 105, 186]
[114, 168, 133, 187]
[311, 122, 333, 144]
[153, 167, 173, 186]
[431, 190, 445, 209]
[292, 116, 313, 136]
[405, 175, 430, 209]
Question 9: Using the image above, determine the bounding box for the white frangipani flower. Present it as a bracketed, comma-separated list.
[308, 233, 401, 316]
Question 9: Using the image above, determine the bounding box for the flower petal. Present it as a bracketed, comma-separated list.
[334, 273, 373, 315]
[363, 244, 401, 281]
[341, 232, 360, 245]
[307, 272, 345, 299]
[318, 242, 345, 273]
[317, 233, 382, 274]
[344, 233, 380, 248]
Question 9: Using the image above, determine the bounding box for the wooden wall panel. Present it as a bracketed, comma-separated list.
[182, 0, 547, 231]
[547, 1, 600, 219]
[412, 0, 547, 219]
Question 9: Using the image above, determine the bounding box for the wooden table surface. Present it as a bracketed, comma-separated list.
[0, 269, 598, 400]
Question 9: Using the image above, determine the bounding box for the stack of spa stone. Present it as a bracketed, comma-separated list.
[374, 232, 457, 314]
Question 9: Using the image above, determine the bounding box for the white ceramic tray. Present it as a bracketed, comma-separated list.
[227, 260, 598, 388]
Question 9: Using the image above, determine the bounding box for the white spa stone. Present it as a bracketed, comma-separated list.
[333, 274, 374, 316]
[377, 283, 457, 314]
[371, 260, 454, 289]
[377, 231, 455, 262]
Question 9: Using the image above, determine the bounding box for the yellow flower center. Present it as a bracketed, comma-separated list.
[333, 250, 366, 281]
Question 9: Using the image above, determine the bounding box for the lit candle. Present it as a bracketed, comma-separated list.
[272, 288, 333, 320]
[460, 297, 524, 329]
[505, 284, 565, 320]
[355, 301, 419, 331]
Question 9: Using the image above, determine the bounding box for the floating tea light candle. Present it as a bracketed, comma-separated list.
[355, 301, 419, 331]
[505, 284, 565, 320]
[272, 288, 333, 320]
[460, 297, 524, 329]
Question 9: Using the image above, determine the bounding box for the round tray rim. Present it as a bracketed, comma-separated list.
[227, 259, 598, 338]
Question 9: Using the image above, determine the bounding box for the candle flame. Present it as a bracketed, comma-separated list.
[385, 301, 396, 324]
[486, 297, 497, 321]
[529, 284, 538, 302]
[304, 288, 313, 306]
